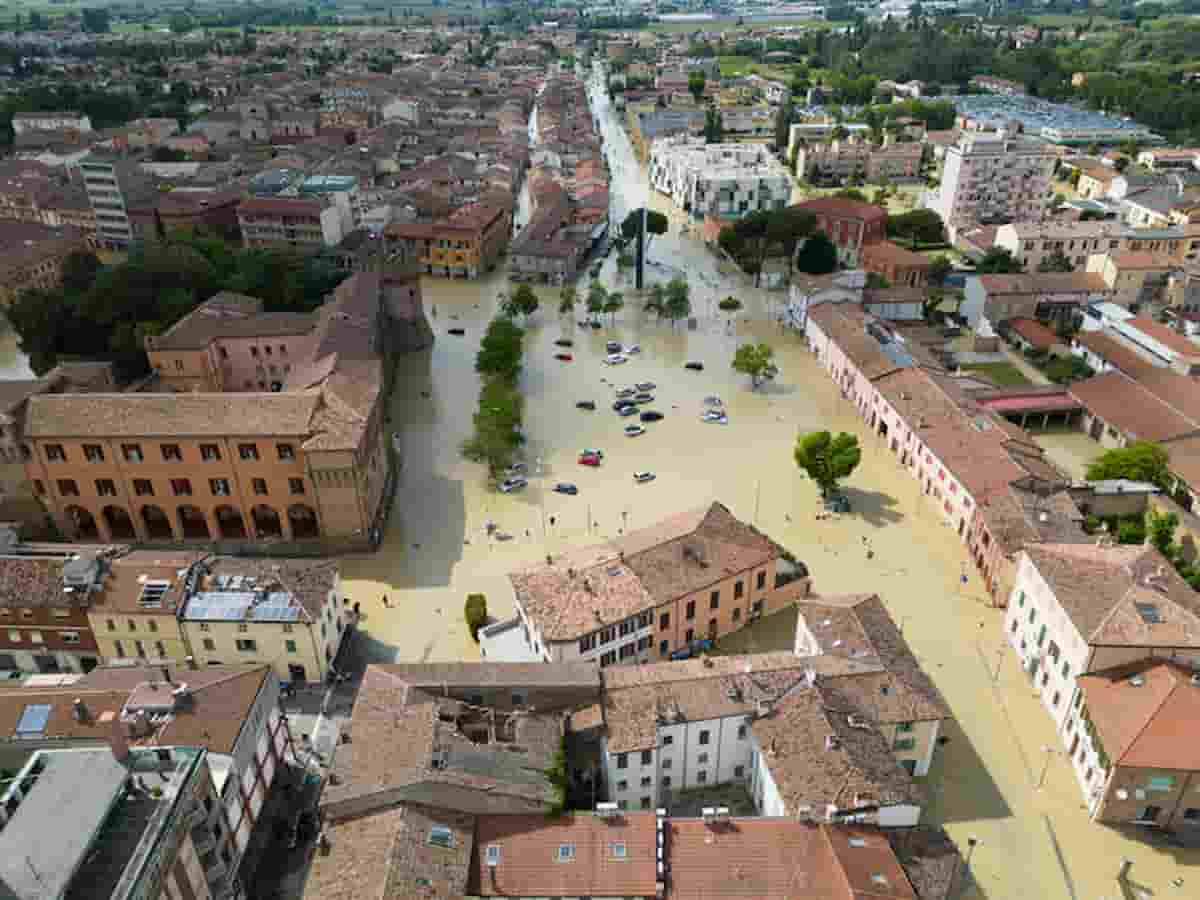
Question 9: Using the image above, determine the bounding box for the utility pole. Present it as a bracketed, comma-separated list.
[635, 205, 646, 291]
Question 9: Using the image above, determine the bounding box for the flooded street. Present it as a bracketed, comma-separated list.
[336, 68, 1199, 900]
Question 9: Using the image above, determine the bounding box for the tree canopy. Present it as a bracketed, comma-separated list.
[975, 247, 1024, 274]
[794, 431, 862, 498]
[794, 232, 839, 275]
[1085, 441, 1172, 490]
[732, 343, 776, 390]
[663, 277, 691, 327]
[886, 209, 945, 248]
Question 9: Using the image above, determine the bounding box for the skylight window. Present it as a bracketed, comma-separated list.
[428, 825, 455, 849]
[849, 837, 867, 848]
[556, 843, 576, 862]
[1135, 602, 1163, 624]
[15, 704, 51, 738]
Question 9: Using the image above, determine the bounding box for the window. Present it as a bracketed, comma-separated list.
[60, 631, 81, 645]
[155, 641, 165, 657]
[640, 796, 652, 810]
[1148, 776, 1176, 792]
[734, 580, 744, 600]
[662, 758, 672, 769]
[662, 776, 672, 789]
[894, 738, 916, 751]
[686, 600, 695, 620]
[285, 640, 297, 653]
[161, 444, 182, 461]
[289, 477, 305, 496]
[203, 638, 215, 650]
[7, 630, 19, 641]
[699, 729, 710, 745]
[147, 620, 157, 633]
[428, 826, 455, 849]
[756, 571, 766, 590]
[83, 444, 105, 462]
[251, 478, 268, 496]
[133, 479, 154, 497]
[600, 627, 614, 644]
[735, 764, 745, 778]
[619, 620, 634, 637]
[28, 631, 44, 644]
[640, 775, 652, 787]
[238, 443, 259, 461]
[617, 779, 628, 791]
[611, 841, 627, 859]
[660, 612, 669, 629]
[95, 479, 117, 497]
[198, 623, 209, 632]
[710, 590, 720, 609]
[114, 639, 124, 657]
[127, 619, 137, 631]
[733, 608, 741, 622]
[641, 750, 652, 765]
[579, 633, 595, 653]
[662, 735, 674, 747]
[697, 770, 708, 784]
[277, 443, 295, 461]
[685, 628, 694, 644]
[57, 479, 78, 497]
[250, 346, 260, 358]
[1061, 662, 1070, 679]
[170, 478, 191, 496]
[105, 619, 115, 631]
[659, 639, 668, 656]
[238, 623, 248, 632]
[896, 721, 914, 733]
[737, 723, 748, 739]
[200, 444, 221, 461]
[235, 638, 258, 652]
[1018, 591, 1025, 608]
[210, 478, 231, 496]
[33, 480, 44, 496]
[619, 642, 636, 659]
[617, 753, 628, 769]
[486, 846, 501, 865]
[45, 444, 65, 462]
[121, 443, 144, 462]
[556, 844, 575, 863]
[697, 753, 708, 764]
[637, 611, 652, 628]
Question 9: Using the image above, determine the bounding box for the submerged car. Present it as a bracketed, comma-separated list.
[684, 361, 704, 371]
[633, 392, 654, 404]
[554, 338, 574, 348]
[640, 410, 664, 422]
[576, 400, 596, 411]
[633, 471, 656, 483]
[612, 399, 636, 412]
[498, 476, 528, 493]
[615, 387, 636, 399]
[603, 353, 628, 365]
[578, 453, 602, 467]
[617, 405, 639, 417]
[701, 411, 729, 425]
[553, 482, 579, 495]
[635, 382, 656, 392]
[606, 340, 622, 353]
[624, 424, 646, 437]
[581, 448, 605, 459]
[448, 327, 466, 336]
[554, 352, 573, 361]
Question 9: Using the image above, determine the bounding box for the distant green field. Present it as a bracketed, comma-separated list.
[964, 363, 1032, 388]
[718, 55, 756, 77]
[646, 17, 840, 34]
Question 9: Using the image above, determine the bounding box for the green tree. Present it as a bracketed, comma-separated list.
[1148, 508, 1181, 563]
[59, 250, 101, 294]
[663, 276, 691, 328]
[645, 282, 665, 320]
[794, 232, 838, 275]
[1086, 441, 1172, 490]
[475, 317, 525, 381]
[794, 431, 862, 498]
[464, 593, 488, 641]
[887, 208, 945, 248]
[586, 281, 607, 323]
[928, 254, 952, 287]
[81, 8, 110, 33]
[462, 377, 525, 474]
[502, 283, 540, 320]
[774, 99, 794, 151]
[704, 107, 724, 144]
[558, 283, 577, 315]
[603, 291, 624, 326]
[1037, 249, 1074, 273]
[620, 208, 668, 252]
[688, 70, 706, 101]
[718, 296, 743, 321]
[169, 13, 193, 34]
[975, 247, 1024, 274]
[732, 342, 776, 389]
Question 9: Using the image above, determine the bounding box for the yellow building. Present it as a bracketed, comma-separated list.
[87, 550, 204, 665]
[179, 556, 345, 684]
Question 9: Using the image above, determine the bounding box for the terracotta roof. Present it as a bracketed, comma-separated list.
[795, 196, 888, 224]
[303, 803, 475, 900]
[238, 195, 324, 217]
[750, 686, 924, 815]
[1069, 371, 1198, 443]
[1077, 659, 1200, 771]
[978, 272, 1109, 295]
[0, 663, 271, 754]
[806, 304, 907, 381]
[25, 392, 322, 438]
[0, 555, 74, 609]
[150, 291, 314, 350]
[824, 824, 920, 899]
[1126, 317, 1200, 357]
[91, 550, 204, 616]
[796, 595, 952, 723]
[1109, 252, 1172, 270]
[1007, 317, 1059, 349]
[861, 240, 930, 268]
[376, 662, 599, 689]
[510, 503, 784, 642]
[468, 813, 658, 897]
[1072, 331, 1157, 378]
[187, 556, 338, 622]
[1023, 543, 1200, 648]
[323, 666, 560, 817]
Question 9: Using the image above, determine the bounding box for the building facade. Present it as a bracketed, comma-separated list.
[930, 132, 1056, 234]
[648, 137, 792, 221]
[793, 197, 888, 267]
[385, 203, 512, 279]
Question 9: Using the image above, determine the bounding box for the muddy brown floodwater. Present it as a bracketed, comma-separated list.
[336, 66, 1200, 900]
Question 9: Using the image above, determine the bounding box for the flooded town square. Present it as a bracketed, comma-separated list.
[331, 70, 1200, 900]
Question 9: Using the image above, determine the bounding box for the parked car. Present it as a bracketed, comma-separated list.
[640, 410, 664, 422]
[823, 492, 851, 513]
[704, 395, 723, 407]
[633, 471, 656, 483]
[624, 424, 646, 437]
[612, 399, 636, 411]
[578, 453, 602, 467]
[555, 352, 573, 361]
[603, 353, 628, 365]
[701, 411, 729, 425]
[615, 387, 636, 399]
[553, 483, 579, 495]
[581, 448, 604, 458]
[635, 382, 656, 392]
[448, 327, 466, 336]
[555, 338, 574, 348]
[618, 405, 639, 417]
[625, 344, 641, 354]
[590, 321, 602, 330]
[685, 361, 704, 371]
[634, 392, 654, 404]
[606, 340, 622, 353]
[499, 476, 528, 493]
[505, 463, 527, 476]
[576, 400, 596, 410]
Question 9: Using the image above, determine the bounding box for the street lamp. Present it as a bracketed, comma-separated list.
[1036, 745, 1057, 790]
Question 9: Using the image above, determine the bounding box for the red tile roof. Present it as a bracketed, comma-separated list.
[1069, 371, 1199, 443]
[469, 813, 658, 897]
[795, 196, 888, 224]
[1007, 317, 1059, 350]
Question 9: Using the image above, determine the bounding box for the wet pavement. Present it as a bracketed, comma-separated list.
[333, 69, 1200, 900]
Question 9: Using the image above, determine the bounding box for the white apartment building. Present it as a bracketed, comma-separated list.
[648, 136, 792, 221]
[1003, 543, 1200, 736]
[994, 219, 1200, 271]
[930, 132, 1056, 236]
